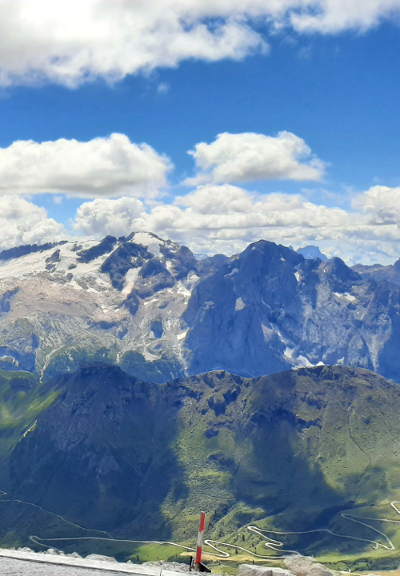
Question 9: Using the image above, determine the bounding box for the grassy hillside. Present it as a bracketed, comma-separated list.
[1, 364, 400, 569]
[165, 368, 400, 558]
[0, 369, 60, 480]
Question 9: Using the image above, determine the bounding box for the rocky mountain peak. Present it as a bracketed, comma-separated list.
[0, 233, 399, 383]
[298, 245, 328, 261]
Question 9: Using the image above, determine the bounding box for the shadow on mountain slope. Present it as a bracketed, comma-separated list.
[7, 365, 188, 539]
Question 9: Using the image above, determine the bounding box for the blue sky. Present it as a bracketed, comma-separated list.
[3, 24, 400, 192]
[0, 1, 400, 264]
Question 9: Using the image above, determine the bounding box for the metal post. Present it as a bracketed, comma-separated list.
[195, 511, 206, 569]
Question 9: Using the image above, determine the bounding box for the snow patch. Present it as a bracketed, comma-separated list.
[177, 329, 188, 341]
[261, 323, 275, 341]
[0, 240, 113, 291]
[175, 280, 191, 298]
[142, 348, 160, 361]
[284, 347, 322, 369]
[283, 347, 296, 362]
[333, 292, 357, 303]
[235, 297, 246, 311]
[132, 232, 163, 257]
[122, 268, 140, 296]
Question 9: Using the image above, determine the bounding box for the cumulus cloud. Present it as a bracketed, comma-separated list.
[176, 183, 255, 212]
[186, 132, 325, 185]
[0, 1, 400, 87]
[0, 1, 266, 87]
[75, 197, 147, 237]
[72, 184, 400, 264]
[290, 0, 400, 34]
[354, 185, 400, 224]
[143, 185, 351, 252]
[0, 197, 64, 250]
[0, 134, 171, 199]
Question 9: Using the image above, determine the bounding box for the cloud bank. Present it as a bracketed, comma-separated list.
[0, 131, 398, 265]
[0, 0, 400, 87]
[354, 185, 400, 225]
[74, 184, 400, 265]
[0, 182, 398, 265]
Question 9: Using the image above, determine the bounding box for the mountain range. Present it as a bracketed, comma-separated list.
[1, 232, 400, 383]
[2, 233, 400, 569]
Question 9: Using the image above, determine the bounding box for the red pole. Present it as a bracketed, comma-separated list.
[195, 511, 206, 568]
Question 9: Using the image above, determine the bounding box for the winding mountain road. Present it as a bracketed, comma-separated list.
[2, 489, 400, 560]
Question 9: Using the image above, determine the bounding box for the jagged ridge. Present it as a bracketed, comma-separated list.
[0, 233, 400, 382]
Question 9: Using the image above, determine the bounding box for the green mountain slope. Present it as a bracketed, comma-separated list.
[1, 364, 400, 569]
[0, 369, 59, 480]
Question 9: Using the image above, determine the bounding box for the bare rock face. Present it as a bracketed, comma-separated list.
[143, 561, 190, 572]
[284, 556, 334, 576]
[1, 232, 400, 382]
[0, 232, 199, 382]
[238, 556, 336, 576]
[239, 565, 295, 576]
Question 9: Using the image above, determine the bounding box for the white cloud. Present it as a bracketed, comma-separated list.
[72, 184, 400, 264]
[186, 131, 325, 185]
[290, 0, 400, 34]
[176, 184, 255, 213]
[167, 186, 400, 263]
[354, 185, 400, 225]
[0, 1, 266, 87]
[74, 197, 147, 237]
[0, 1, 400, 87]
[0, 134, 172, 199]
[142, 185, 351, 252]
[0, 197, 64, 251]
